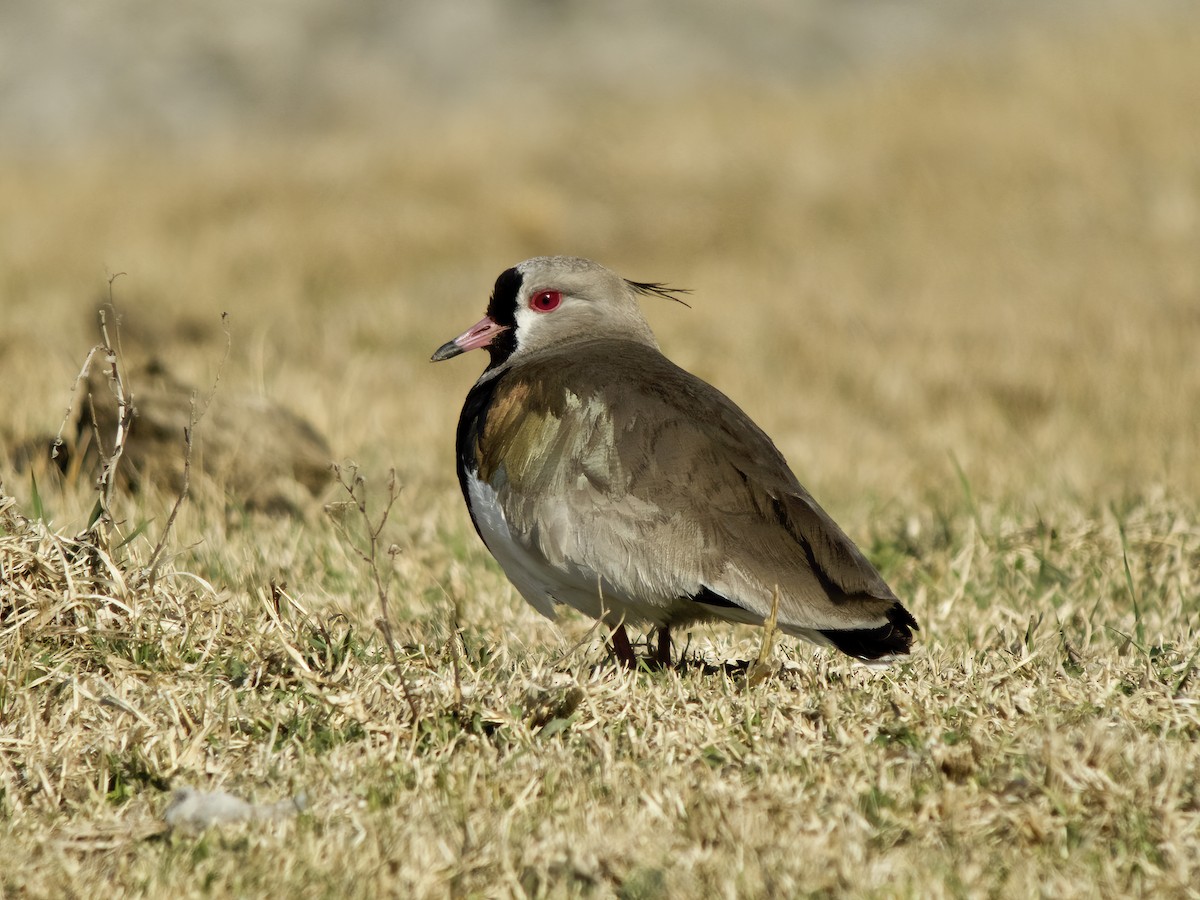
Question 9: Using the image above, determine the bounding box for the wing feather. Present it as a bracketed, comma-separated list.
[477, 340, 903, 634]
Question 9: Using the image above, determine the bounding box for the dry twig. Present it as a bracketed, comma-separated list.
[50, 274, 134, 547]
[143, 313, 232, 590]
[326, 462, 420, 720]
[746, 584, 782, 686]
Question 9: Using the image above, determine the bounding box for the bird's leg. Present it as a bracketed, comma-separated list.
[610, 624, 637, 669]
[655, 625, 673, 669]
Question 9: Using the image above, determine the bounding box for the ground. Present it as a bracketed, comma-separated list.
[2, 9, 1199, 899]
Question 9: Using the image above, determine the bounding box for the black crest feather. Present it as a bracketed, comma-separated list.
[626, 280, 692, 308]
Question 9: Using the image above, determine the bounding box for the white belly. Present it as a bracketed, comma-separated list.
[467, 472, 562, 620]
[466, 472, 687, 626]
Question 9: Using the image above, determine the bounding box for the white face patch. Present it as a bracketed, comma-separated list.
[512, 302, 548, 355]
[511, 300, 566, 355]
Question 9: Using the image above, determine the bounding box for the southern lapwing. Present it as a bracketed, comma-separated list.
[432, 256, 917, 669]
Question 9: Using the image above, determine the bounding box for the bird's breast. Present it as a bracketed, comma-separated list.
[477, 384, 625, 501]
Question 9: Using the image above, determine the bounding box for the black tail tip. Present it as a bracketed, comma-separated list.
[819, 603, 919, 662]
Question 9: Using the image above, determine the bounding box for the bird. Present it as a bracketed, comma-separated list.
[431, 256, 917, 669]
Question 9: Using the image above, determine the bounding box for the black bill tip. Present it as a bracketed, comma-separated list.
[431, 340, 463, 362]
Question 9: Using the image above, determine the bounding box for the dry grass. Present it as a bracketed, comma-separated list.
[2, 11, 1200, 899]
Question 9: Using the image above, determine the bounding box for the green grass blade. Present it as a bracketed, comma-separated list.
[1113, 512, 1145, 649]
[29, 470, 45, 521]
[115, 518, 154, 551]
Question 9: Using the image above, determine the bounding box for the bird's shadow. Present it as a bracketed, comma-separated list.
[595, 653, 755, 677]
[675, 656, 754, 677]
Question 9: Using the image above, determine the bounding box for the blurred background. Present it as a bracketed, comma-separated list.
[2, 0, 1198, 517]
[0, 0, 1147, 151]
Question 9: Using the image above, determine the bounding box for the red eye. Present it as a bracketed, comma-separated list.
[529, 290, 562, 313]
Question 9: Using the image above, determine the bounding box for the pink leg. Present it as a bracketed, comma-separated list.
[610, 624, 637, 669]
[655, 626, 673, 668]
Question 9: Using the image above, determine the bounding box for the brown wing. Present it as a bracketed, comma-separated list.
[482, 341, 905, 636]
